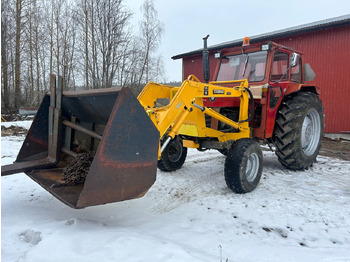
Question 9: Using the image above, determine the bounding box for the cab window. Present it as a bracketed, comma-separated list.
[271, 51, 289, 82]
[217, 51, 267, 82]
[291, 57, 302, 83]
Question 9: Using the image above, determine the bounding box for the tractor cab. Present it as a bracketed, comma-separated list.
[204, 39, 317, 140]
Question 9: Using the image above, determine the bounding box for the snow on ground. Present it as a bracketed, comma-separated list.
[1, 121, 350, 262]
[1, 120, 32, 130]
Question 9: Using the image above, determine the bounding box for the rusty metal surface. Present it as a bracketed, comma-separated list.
[61, 88, 121, 125]
[26, 164, 85, 208]
[76, 87, 160, 208]
[48, 75, 63, 163]
[2, 76, 61, 177]
[1, 158, 56, 176]
[15, 95, 50, 161]
[62, 120, 102, 140]
[4, 85, 160, 208]
[14, 83, 120, 164]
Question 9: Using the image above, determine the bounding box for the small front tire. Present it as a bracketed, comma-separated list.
[224, 138, 263, 193]
[158, 136, 187, 172]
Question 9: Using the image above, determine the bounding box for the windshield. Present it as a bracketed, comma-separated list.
[217, 51, 268, 82]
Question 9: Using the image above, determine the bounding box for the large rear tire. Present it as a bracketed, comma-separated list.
[224, 138, 263, 193]
[158, 136, 187, 172]
[273, 92, 324, 170]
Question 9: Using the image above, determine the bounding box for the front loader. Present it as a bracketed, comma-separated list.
[2, 69, 261, 208]
[2, 37, 264, 208]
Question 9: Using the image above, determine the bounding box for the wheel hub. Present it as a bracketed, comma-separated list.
[303, 118, 313, 144]
[168, 140, 183, 162]
[246, 153, 259, 182]
[301, 108, 321, 156]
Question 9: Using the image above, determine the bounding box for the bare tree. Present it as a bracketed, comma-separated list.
[138, 0, 164, 85]
[1, 0, 165, 112]
[14, 0, 23, 109]
[33, 0, 42, 102]
[92, 0, 132, 88]
[24, 0, 35, 104]
[84, 0, 88, 89]
[74, 0, 133, 89]
[1, 2, 12, 108]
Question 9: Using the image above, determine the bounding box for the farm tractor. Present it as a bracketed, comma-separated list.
[2, 36, 324, 209]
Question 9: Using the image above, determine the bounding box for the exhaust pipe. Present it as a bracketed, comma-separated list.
[202, 35, 210, 83]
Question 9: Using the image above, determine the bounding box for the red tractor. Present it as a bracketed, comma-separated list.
[201, 37, 324, 170]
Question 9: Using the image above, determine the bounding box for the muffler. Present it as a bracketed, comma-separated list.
[2, 76, 160, 208]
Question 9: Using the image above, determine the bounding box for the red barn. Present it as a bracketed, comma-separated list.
[172, 15, 350, 138]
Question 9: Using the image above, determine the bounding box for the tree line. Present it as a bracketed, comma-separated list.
[1, 0, 165, 111]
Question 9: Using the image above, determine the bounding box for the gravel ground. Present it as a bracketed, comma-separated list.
[320, 138, 350, 161]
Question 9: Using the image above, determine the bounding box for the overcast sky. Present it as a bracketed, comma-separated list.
[125, 0, 350, 82]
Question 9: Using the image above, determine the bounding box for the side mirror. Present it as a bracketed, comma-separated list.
[290, 52, 299, 67]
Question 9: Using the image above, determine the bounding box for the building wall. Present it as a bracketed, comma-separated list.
[182, 25, 350, 134]
[182, 53, 217, 82]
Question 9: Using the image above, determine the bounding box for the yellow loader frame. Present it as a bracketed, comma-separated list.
[138, 75, 251, 158]
[1, 73, 260, 209]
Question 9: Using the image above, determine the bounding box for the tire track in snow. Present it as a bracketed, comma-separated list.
[152, 150, 226, 214]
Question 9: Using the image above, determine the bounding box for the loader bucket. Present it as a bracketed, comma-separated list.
[4, 86, 160, 208]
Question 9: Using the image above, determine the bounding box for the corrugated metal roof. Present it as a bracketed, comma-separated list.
[172, 14, 350, 60]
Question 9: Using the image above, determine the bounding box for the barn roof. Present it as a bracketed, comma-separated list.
[171, 14, 350, 60]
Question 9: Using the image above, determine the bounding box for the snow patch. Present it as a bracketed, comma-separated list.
[19, 230, 42, 245]
[1, 120, 33, 130]
[2, 132, 350, 262]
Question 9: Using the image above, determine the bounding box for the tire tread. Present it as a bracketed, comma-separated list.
[273, 92, 324, 170]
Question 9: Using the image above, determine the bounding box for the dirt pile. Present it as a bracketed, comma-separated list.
[1, 125, 28, 137]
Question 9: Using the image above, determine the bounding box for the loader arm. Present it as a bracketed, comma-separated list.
[138, 75, 251, 157]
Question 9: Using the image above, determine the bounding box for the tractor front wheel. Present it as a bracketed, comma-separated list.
[273, 92, 324, 170]
[158, 136, 187, 172]
[224, 138, 263, 193]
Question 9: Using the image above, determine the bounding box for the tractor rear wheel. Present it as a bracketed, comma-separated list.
[158, 136, 187, 172]
[224, 138, 263, 193]
[273, 92, 324, 170]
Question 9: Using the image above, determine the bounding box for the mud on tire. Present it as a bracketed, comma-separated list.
[224, 138, 263, 193]
[273, 92, 324, 170]
[158, 136, 187, 172]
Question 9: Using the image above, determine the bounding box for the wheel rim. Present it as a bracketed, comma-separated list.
[168, 140, 183, 162]
[301, 108, 321, 156]
[246, 153, 259, 182]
